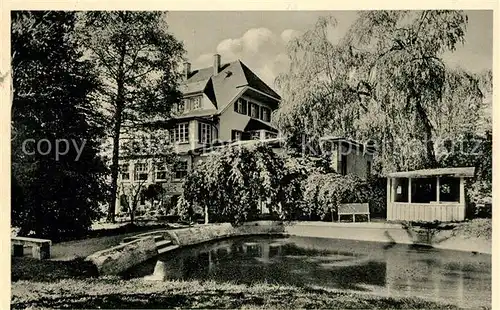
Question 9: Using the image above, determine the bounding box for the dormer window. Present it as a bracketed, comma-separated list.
[189, 96, 201, 110]
[234, 99, 248, 115]
[177, 100, 185, 113]
[178, 96, 202, 113]
[261, 107, 271, 122]
[250, 103, 259, 118]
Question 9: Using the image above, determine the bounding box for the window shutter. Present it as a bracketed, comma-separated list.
[198, 122, 202, 143]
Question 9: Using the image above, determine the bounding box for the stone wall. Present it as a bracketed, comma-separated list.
[284, 222, 414, 244]
[284, 222, 491, 254]
[86, 237, 158, 275]
[166, 222, 285, 246]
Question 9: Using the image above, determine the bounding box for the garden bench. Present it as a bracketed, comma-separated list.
[11, 237, 51, 260]
[338, 203, 370, 222]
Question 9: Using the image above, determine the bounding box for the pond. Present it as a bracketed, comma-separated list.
[124, 236, 491, 308]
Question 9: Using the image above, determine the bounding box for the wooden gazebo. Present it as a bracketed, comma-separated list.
[386, 167, 475, 222]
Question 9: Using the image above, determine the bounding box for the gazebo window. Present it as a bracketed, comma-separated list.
[394, 178, 409, 202]
[412, 177, 437, 203]
[440, 177, 460, 202]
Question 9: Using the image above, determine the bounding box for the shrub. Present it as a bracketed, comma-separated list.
[277, 154, 333, 221]
[303, 172, 372, 220]
[366, 177, 387, 218]
[180, 144, 285, 225]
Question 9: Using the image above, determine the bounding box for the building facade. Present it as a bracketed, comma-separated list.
[115, 54, 375, 216]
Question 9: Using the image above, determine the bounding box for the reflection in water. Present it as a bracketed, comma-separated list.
[124, 236, 491, 308]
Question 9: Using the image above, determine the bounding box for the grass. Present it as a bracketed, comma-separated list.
[11, 220, 491, 308]
[451, 218, 492, 240]
[11, 277, 460, 309]
[11, 257, 461, 309]
[11, 257, 98, 282]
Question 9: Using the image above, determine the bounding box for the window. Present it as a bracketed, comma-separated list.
[234, 99, 247, 115]
[367, 161, 372, 178]
[170, 123, 189, 143]
[264, 131, 277, 139]
[439, 177, 460, 202]
[155, 162, 168, 181]
[231, 130, 243, 141]
[186, 96, 201, 111]
[135, 162, 149, 181]
[198, 122, 212, 144]
[177, 100, 185, 113]
[412, 177, 438, 203]
[394, 178, 409, 202]
[174, 161, 188, 179]
[250, 103, 259, 118]
[262, 107, 271, 122]
[340, 154, 347, 175]
[120, 163, 130, 180]
[119, 195, 129, 212]
[139, 190, 146, 205]
[250, 131, 261, 140]
[170, 195, 180, 208]
[178, 96, 202, 113]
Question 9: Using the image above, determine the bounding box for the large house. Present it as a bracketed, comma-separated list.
[115, 54, 375, 216]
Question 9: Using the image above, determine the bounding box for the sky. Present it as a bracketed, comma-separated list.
[166, 10, 493, 88]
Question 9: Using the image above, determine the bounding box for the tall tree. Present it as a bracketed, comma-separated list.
[11, 11, 109, 239]
[346, 10, 468, 169]
[77, 12, 185, 222]
[275, 11, 479, 173]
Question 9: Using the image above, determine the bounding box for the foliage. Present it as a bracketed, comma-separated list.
[452, 219, 492, 239]
[77, 11, 185, 222]
[278, 154, 333, 220]
[11, 11, 109, 240]
[181, 144, 286, 225]
[274, 11, 490, 175]
[303, 172, 372, 220]
[366, 177, 387, 217]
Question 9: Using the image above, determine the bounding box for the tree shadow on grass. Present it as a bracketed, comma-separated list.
[12, 292, 266, 309]
[11, 257, 98, 282]
[11, 290, 458, 310]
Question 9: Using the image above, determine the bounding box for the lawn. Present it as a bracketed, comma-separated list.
[12, 277, 460, 309]
[11, 219, 491, 309]
[11, 257, 461, 309]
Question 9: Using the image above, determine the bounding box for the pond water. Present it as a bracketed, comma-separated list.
[125, 236, 491, 308]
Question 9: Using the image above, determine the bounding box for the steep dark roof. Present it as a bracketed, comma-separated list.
[185, 63, 232, 83]
[239, 61, 281, 100]
[244, 118, 278, 133]
[180, 60, 280, 112]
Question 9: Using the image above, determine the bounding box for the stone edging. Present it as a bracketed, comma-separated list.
[86, 221, 491, 276]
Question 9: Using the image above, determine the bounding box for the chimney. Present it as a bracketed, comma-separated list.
[183, 61, 191, 80]
[213, 54, 221, 76]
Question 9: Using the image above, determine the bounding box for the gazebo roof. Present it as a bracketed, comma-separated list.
[387, 167, 475, 178]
